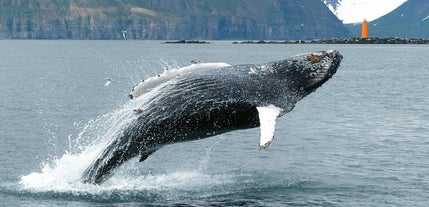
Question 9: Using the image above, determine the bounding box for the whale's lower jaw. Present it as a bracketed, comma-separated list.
[82, 50, 342, 184]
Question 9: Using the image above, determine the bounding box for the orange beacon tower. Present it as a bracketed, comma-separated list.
[362, 19, 368, 39]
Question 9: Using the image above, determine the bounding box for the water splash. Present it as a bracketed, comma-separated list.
[18, 68, 235, 194]
[19, 94, 144, 191]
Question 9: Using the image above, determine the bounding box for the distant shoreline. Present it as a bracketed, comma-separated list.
[2, 38, 428, 44]
[233, 37, 429, 44]
[163, 40, 210, 44]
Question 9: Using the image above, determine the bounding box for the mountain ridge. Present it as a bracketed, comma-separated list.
[0, 0, 351, 40]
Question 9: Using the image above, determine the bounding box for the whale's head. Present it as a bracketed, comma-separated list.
[273, 50, 342, 97]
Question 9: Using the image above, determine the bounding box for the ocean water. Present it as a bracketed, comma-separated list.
[0, 41, 428, 206]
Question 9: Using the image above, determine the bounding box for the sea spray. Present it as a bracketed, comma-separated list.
[19, 93, 145, 190]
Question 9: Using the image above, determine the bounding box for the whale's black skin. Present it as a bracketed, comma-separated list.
[82, 50, 343, 184]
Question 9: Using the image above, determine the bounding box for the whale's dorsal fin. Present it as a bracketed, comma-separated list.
[256, 105, 283, 149]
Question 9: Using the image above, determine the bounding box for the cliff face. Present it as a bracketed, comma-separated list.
[345, 0, 429, 38]
[0, 0, 351, 40]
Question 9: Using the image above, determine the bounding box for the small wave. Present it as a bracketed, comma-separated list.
[14, 163, 334, 205]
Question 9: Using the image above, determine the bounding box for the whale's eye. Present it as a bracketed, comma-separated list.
[308, 54, 321, 63]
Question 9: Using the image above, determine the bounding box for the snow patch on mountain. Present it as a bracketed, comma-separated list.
[323, 0, 342, 12]
[323, 0, 407, 23]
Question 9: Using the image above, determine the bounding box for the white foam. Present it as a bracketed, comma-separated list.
[21, 156, 234, 193]
[19, 93, 147, 192]
[20, 149, 99, 190]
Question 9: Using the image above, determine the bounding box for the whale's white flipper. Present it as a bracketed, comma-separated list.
[256, 105, 283, 149]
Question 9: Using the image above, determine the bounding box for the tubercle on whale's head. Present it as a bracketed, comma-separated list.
[274, 50, 343, 96]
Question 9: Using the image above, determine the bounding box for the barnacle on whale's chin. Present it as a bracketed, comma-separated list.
[304, 50, 342, 91]
[276, 50, 342, 94]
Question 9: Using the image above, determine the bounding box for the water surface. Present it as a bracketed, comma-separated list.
[0, 41, 428, 206]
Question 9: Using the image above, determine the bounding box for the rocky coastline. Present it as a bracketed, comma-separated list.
[234, 37, 429, 44]
[163, 40, 210, 44]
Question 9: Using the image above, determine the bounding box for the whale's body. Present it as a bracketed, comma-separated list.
[82, 50, 343, 184]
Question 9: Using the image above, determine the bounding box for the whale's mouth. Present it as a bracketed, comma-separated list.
[303, 50, 342, 92]
[276, 50, 342, 95]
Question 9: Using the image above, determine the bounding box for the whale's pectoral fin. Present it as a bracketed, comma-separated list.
[256, 105, 284, 150]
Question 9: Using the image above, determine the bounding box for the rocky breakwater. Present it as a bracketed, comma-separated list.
[163, 40, 210, 44]
[235, 37, 429, 44]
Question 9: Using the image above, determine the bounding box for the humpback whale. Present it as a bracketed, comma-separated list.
[82, 50, 343, 184]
